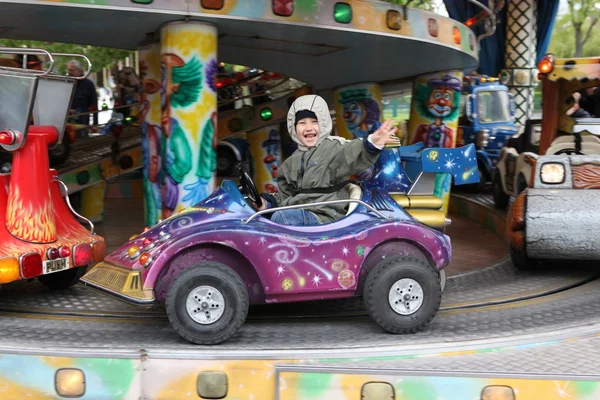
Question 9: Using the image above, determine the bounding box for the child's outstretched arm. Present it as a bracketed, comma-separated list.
[330, 120, 400, 179]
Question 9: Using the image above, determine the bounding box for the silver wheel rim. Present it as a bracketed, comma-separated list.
[186, 285, 225, 325]
[388, 278, 424, 315]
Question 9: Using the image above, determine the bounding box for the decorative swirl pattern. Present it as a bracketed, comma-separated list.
[168, 215, 194, 231]
[267, 243, 299, 264]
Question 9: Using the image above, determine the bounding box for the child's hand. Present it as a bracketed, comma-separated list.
[252, 200, 267, 211]
[368, 119, 401, 148]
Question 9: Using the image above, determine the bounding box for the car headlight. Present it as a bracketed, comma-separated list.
[540, 162, 565, 184]
[476, 129, 490, 147]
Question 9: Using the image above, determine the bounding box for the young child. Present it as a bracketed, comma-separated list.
[257, 94, 400, 226]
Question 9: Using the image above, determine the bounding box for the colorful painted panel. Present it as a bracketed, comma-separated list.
[159, 22, 218, 218]
[278, 371, 600, 400]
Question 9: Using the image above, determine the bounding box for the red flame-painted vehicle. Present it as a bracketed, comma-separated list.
[0, 48, 105, 289]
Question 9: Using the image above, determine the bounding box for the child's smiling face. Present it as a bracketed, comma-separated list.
[296, 117, 320, 147]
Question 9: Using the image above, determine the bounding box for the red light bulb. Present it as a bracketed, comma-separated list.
[59, 245, 71, 258]
[0, 130, 15, 145]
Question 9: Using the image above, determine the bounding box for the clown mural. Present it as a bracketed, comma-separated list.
[248, 125, 281, 194]
[138, 45, 164, 226]
[408, 71, 464, 215]
[261, 129, 281, 193]
[335, 86, 382, 140]
[140, 99, 164, 225]
[411, 75, 462, 148]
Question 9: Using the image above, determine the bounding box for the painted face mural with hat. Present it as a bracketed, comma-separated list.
[337, 87, 381, 140]
[411, 74, 462, 148]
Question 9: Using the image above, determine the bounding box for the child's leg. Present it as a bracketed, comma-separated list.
[272, 209, 320, 226]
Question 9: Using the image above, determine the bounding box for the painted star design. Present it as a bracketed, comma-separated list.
[444, 158, 456, 170]
[342, 246, 349, 256]
[312, 274, 322, 286]
[276, 265, 285, 276]
[258, 237, 267, 245]
[437, 249, 443, 257]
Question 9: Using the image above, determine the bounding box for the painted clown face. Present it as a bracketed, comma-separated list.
[342, 101, 365, 130]
[427, 87, 455, 118]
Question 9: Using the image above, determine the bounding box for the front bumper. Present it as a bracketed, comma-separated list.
[81, 262, 155, 304]
[525, 189, 600, 260]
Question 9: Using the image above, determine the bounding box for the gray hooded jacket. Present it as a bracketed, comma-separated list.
[268, 95, 381, 223]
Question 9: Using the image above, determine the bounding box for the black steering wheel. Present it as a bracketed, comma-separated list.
[554, 148, 585, 155]
[239, 169, 263, 209]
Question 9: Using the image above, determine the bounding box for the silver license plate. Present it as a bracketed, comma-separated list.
[43, 258, 69, 274]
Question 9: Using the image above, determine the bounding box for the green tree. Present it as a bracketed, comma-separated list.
[566, 0, 600, 57]
[0, 39, 132, 74]
[548, 9, 600, 58]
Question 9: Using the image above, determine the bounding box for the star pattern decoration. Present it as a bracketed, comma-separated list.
[342, 246, 349, 256]
[312, 274, 322, 286]
[444, 157, 456, 170]
[276, 265, 285, 276]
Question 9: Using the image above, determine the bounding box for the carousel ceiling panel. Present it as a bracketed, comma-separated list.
[0, 1, 478, 91]
[219, 34, 344, 57]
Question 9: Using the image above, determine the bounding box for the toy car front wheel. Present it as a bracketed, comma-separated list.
[364, 257, 442, 334]
[38, 266, 87, 290]
[166, 262, 249, 345]
[437, 269, 447, 292]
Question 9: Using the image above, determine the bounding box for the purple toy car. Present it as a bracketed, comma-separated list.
[82, 143, 478, 344]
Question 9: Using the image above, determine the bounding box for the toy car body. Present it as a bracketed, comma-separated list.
[507, 154, 600, 269]
[83, 138, 478, 344]
[0, 47, 106, 289]
[494, 54, 600, 209]
[457, 75, 518, 190]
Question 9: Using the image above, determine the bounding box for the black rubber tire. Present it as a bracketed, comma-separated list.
[216, 148, 237, 177]
[363, 256, 442, 334]
[517, 174, 528, 194]
[510, 245, 540, 271]
[38, 266, 87, 290]
[165, 262, 249, 345]
[493, 171, 510, 209]
[48, 140, 71, 168]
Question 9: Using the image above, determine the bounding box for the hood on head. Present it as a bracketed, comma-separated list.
[287, 95, 332, 150]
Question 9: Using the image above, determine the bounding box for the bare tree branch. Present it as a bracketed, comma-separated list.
[582, 16, 599, 46]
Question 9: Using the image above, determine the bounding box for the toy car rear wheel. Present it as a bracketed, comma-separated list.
[510, 245, 541, 270]
[38, 266, 87, 290]
[364, 256, 442, 334]
[493, 172, 510, 209]
[166, 262, 249, 345]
